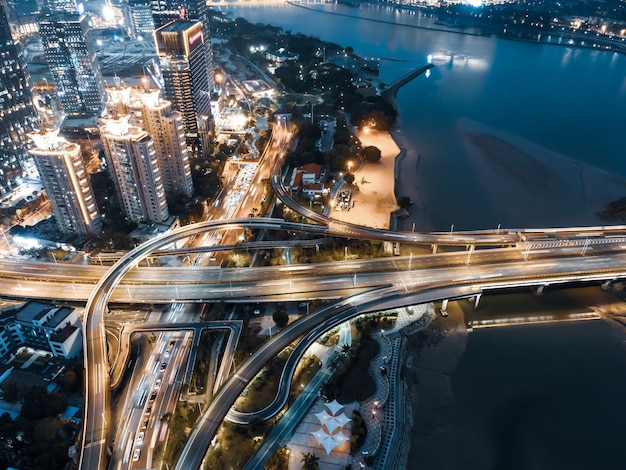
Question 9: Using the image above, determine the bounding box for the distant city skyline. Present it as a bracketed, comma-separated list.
[0, 0, 37, 198]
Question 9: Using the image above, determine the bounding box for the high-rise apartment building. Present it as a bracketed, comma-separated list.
[154, 20, 213, 153]
[106, 84, 194, 197]
[99, 115, 170, 223]
[125, 0, 154, 39]
[39, 14, 105, 117]
[0, 0, 37, 197]
[42, 0, 77, 14]
[28, 130, 101, 235]
[150, 0, 215, 94]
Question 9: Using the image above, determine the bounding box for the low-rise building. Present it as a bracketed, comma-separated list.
[0, 301, 82, 360]
[265, 47, 299, 65]
[289, 163, 327, 199]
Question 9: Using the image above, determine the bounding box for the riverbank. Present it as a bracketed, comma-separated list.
[284, 0, 626, 56]
[402, 301, 467, 470]
[390, 127, 434, 232]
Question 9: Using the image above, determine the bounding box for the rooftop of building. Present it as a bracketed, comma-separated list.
[13, 302, 74, 329]
[50, 323, 79, 343]
[14, 301, 57, 323]
[129, 215, 180, 242]
[158, 20, 198, 33]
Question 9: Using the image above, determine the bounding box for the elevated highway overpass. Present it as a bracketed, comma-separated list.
[70, 215, 626, 470]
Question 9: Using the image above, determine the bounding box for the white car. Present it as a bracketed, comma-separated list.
[154, 379, 162, 390]
[136, 432, 144, 445]
[133, 448, 141, 462]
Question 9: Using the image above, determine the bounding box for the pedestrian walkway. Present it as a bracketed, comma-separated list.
[352, 304, 432, 469]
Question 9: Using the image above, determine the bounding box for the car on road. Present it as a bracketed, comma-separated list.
[149, 391, 157, 402]
[136, 432, 144, 445]
[154, 379, 162, 390]
[141, 418, 148, 430]
[160, 362, 167, 372]
[133, 449, 141, 461]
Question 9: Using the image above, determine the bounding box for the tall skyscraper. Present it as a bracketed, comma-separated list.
[125, 0, 154, 39]
[99, 115, 170, 223]
[39, 14, 105, 117]
[42, 0, 77, 14]
[0, 0, 37, 197]
[106, 84, 194, 197]
[154, 20, 212, 154]
[28, 130, 101, 235]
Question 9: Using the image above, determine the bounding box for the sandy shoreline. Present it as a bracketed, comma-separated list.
[336, 129, 399, 230]
[456, 118, 626, 228]
[392, 117, 626, 232]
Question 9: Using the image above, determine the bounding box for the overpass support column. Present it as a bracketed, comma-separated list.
[602, 280, 613, 291]
[431, 244, 438, 254]
[533, 285, 545, 296]
[441, 299, 449, 314]
[473, 293, 482, 310]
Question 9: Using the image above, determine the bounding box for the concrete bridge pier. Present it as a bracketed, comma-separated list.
[441, 299, 449, 315]
[533, 285, 546, 296]
[602, 280, 614, 291]
[431, 244, 438, 254]
[473, 293, 482, 310]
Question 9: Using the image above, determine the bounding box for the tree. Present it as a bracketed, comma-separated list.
[361, 145, 382, 163]
[247, 416, 268, 438]
[397, 196, 413, 209]
[2, 381, 19, 403]
[273, 308, 289, 328]
[344, 172, 355, 185]
[301, 452, 320, 470]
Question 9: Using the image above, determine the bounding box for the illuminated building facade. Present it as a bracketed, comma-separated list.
[0, 0, 37, 197]
[39, 14, 105, 117]
[28, 130, 101, 235]
[106, 84, 193, 197]
[42, 0, 77, 14]
[152, 0, 215, 95]
[99, 116, 170, 223]
[154, 20, 213, 154]
[126, 0, 154, 39]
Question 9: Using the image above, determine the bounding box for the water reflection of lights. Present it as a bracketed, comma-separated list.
[428, 52, 490, 72]
[473, 312, 600, 329]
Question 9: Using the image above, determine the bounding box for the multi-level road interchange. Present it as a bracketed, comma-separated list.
[4, 123, 626, 468]
[8, 215, 626, 470]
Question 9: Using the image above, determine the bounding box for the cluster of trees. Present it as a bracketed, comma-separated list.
[166, 193, 205, 225]
[597, 197, 626, 222]
[88, 170, 137, 250]
[350, 96, 398, 132]
[438, 1, 626, 33]
[350, 410, 367, 452]
[0, 383, 79, 470]
[272, 306, 289, 328]
[291, 238, 388, 264]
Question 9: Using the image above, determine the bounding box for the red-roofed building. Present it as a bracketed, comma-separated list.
[289, 163, 327, 199]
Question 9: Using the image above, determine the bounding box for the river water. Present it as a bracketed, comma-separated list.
[453, 319, 626, 470]
[216, 3, 626, 469]
[216, 0, 626, 230]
